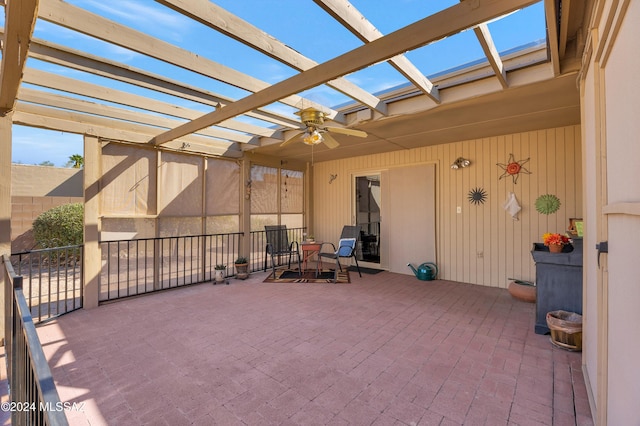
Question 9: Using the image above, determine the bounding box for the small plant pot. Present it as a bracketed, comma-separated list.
[508, 281, 536, 303]
[235, 263, 249, 280]
[214, 269, 226, 284]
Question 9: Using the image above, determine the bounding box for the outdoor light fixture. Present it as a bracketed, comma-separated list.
[302, 129, 323, 146]
[451, 157, 471, 169]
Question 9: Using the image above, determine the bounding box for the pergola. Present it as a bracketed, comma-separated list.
[0, 0, 585, 164]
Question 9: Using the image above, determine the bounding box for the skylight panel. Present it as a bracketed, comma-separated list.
[485, 2, 546, 55]
[405, 30, 486, 78]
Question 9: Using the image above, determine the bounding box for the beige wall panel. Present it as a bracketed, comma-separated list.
[159, 152, 202, 217]
[101, 144, 157, 216]
[313, 125, 582, 287]
[581, 61, 599, 406]
[600, 1, 640, 421]
[11, 164, 83, 197]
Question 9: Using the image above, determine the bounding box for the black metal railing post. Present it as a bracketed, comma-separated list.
[3, 254, 69, 425]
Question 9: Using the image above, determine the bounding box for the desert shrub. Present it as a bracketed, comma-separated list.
[33, 203, 84, 249]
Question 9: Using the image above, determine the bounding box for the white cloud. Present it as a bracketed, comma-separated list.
[84, 0, 192, 40]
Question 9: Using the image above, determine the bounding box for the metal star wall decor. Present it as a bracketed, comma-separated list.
[468, 187, 487, 205]
[497, 153, 531, 184]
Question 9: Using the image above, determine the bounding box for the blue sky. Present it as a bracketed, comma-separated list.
[10, 0, 545, 167]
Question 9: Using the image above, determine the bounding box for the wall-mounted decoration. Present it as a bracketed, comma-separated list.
[451, 157, 471, 169]
[535, 194, 561, 214]
[497, 153, 531, 183]
[503, 192, 522, 220]
[468, 187, 487, 204]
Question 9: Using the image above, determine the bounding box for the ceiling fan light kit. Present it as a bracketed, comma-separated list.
[303, 130, 323, 145]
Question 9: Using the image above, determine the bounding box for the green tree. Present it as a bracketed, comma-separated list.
[68, 154, 84, 168]
[39, 160, 54, 166]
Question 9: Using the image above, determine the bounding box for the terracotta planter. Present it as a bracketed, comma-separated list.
[548, 244, 563, 253]
[235, 263, 249, 280]
[508, 281, 536, 303]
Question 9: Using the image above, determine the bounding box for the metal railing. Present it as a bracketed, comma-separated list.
[10, 245, 84, 323]
[99, 232, 243, 302]
[10, 227, 307, 306]
[3, 254, 69, 426]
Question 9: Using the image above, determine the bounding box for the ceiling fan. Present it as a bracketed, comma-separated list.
[280, 107, 368, 149]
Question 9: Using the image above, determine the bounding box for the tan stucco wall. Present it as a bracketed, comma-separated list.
[312, 125, 582, 288]
[10, 165, 83, 251]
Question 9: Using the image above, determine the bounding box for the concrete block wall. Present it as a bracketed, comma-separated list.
[11, 196, 84, 240]
[10, 164, 84, 253]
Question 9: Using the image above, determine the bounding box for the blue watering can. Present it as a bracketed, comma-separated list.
[407, 262, 438, 281]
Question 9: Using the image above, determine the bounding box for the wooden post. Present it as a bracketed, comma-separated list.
[83, 135, 101, 308]
[0, 114, 13, 344]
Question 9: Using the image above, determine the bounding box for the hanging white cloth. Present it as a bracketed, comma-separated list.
[503, 192, 522, 220]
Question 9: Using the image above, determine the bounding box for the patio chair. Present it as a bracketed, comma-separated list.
[264, 225, 301, 278]
[318, 225, 363, 282]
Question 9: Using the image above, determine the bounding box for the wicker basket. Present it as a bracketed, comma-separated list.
[546, 310, 582, 351]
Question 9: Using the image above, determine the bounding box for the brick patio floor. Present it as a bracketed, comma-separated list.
[27, 270, 592, 425]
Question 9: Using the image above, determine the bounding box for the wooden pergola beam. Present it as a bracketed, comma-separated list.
[37, 0, 340, 121]
[13, 103, 243, 158]
[151, 0, 538, 146]
[22, 36, 301, 129]
[158, 0, 387, 115]
[0, 0, 38, 115]
[314, 0, 440, 104]
[473, 23, 508, 88]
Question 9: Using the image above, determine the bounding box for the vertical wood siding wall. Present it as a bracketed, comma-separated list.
[312, 125, 581, 287]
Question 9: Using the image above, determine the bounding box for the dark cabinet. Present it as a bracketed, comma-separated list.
[531, 239, 583, 334]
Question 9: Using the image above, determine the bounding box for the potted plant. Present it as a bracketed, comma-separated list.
[214, 264, 226, 284]
[234, 257, 249, 280]
[542, 232, 572, 253]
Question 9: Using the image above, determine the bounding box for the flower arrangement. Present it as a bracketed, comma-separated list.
[542, 233, 571, 247]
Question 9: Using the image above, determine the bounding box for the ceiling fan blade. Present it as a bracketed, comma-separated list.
[280, 130, 303, 147]
[325, 126, 367, 138]
[322, 132, 340, 149]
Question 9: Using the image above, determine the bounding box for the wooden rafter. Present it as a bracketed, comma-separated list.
[151, 0, 539, 146]
[21, 36, 301, 130]
[473, 23, 508, 88]
[37, 0, 341, 122]
[18, 88, 257, 145]
[0, 0, 38, 115]
[314, 0, 440, 104]
[14, 103, 242, 157]
[544, 0, 561, 76]
[157, 0, 387, 115]
[22, 68, 268, 141]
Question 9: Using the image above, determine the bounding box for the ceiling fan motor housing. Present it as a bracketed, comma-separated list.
[299, 108, 326, 127]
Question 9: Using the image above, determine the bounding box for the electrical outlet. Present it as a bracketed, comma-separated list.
[456, 206, 462, 214]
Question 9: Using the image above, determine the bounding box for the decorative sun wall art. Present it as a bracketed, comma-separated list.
[535, 194, 561, 214]
[468, 187, 487, 205]
[497, 153, 531, 184]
